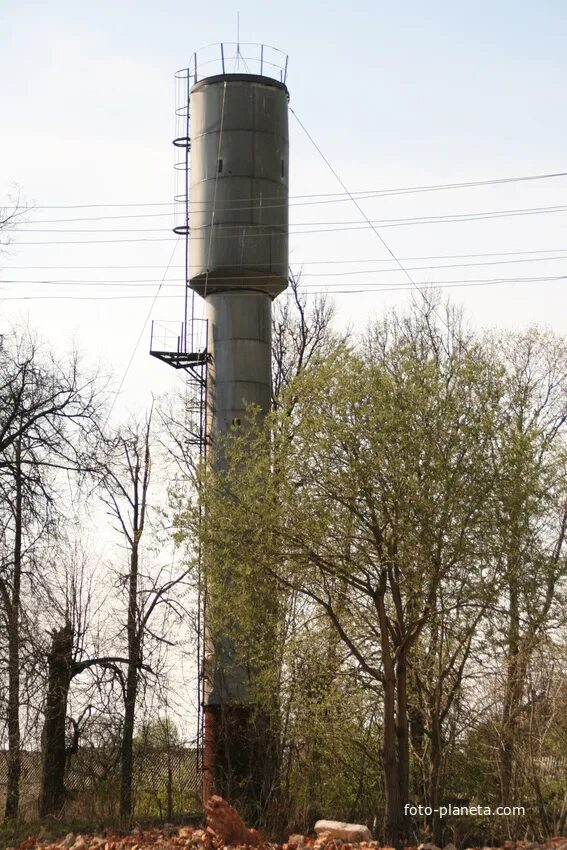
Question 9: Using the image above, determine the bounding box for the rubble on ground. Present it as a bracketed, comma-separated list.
[4, 800, 567, 850]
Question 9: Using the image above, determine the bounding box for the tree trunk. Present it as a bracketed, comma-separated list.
[4, 436, 22, 822]
[428, 712, 443, 847]
[396, 653, 410, 815]
[120, 541, 140, 825]
[39, 623, 74, 817]
[383, 672, 402, 850]
[500, 576, 521, 807]
[377, 587, 402, 849]
[120, 659, 138, 823]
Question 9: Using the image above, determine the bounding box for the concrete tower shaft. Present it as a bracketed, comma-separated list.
[187, 66, 290, 804]
[205, 291, 272, 438]
[150, 46, 290, 807]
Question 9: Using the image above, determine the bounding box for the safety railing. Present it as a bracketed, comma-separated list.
[150, 318, 207, 359]
[178, 42, 288, 89]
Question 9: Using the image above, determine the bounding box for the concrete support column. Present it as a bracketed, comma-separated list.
[206, 291, 272, 444]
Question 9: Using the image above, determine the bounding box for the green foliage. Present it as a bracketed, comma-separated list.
[134, 718, 181, 750]
[176, 299, 567, 840]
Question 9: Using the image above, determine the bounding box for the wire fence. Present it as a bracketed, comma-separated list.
[0, 747, 202, 822]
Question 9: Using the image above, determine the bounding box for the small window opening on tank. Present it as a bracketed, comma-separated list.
[281, 159, 285, 178]
[218, 158, 223, 174]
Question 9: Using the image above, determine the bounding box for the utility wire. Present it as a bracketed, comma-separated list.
[290, 107, 465, 334]
[13, 202, 567, 245]
[15, 202, 567, 233]
[19, 180, 567, 222]
[6, 247, 567, 270]
[10, 259, 567, 285]
[5, 255, 567, 286]
[4, 273, 567, 301]
[5, 167, 567, 211]
[103, 238, 181, 425]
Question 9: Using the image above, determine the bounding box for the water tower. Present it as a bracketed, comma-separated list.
[150, 42, 289, 803]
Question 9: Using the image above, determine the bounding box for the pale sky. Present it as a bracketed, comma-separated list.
[2, 0, 567, 418]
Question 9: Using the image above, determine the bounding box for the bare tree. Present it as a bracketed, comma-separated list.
[489, 330, 567, 819]
[0, 433, 24, 820]
[102, 409, 189, 825]
[0, 328, 104, 821]
[0, 329, 103, 468]
[0, 193, 27, 256]
[272, 272, 343, 412]
[36, 542, 154, 817]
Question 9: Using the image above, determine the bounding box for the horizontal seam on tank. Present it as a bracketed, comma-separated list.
[190, 213, 288, 219]
[212, 380, 271, 386]
[190, 179, 287, 191]
[200, 288, 286, 293]
[191, 272, 287, 277]
[193, 293, 285, 298]
[213, 339, 270, 342]
[191, 222, 288, 229]
[190, 127, 287, 137]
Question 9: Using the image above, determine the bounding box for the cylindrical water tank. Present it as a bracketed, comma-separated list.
[188, 73, 289, 297]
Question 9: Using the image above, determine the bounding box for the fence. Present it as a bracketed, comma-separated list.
[0, 747, 202, 821]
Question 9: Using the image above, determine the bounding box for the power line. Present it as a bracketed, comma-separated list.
[5, 254, 567, 286]
[3, 273, 567, 301]
[301, 273, 567, 290]
[5, 247, 567, 270]
[289, 108, 471, 335]
[0, 284, 186, 288]
[307, 276, 567, 295]
[18, 177, 567, 223]
[12, 202, 567, 245]
[13, 237, 176, 245]
[23, 212, 177, 224]
[103, 238, 181, 425]
[14, 202, 567, 234]
[5, 167, 567, 211]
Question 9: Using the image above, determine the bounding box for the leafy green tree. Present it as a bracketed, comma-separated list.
[191, 299, 507, 847]
[134, 717, 181, 749]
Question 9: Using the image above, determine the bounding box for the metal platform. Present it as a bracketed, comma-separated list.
[150, 349, 209, 371]
[149, 319, 209, 451]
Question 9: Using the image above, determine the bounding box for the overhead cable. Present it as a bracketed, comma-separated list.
[4, 167, 567, 211]
[4, 273, 567, 300]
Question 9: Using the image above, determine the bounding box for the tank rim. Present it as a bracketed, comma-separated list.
[191, 73, 289, 96]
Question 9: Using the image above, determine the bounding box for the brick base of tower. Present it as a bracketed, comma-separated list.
[203, 703, 279, 824]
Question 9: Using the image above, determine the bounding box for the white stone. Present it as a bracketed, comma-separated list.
[314, 821, 372, 843]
